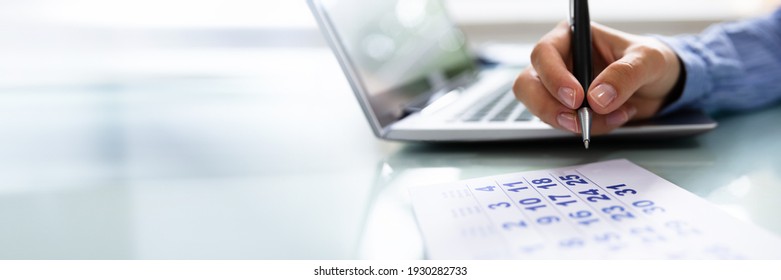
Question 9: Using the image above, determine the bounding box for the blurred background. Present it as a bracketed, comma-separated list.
[0, 0, 779, 259]
[1, 0, 778, 87]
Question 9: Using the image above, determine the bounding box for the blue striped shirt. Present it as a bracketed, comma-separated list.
[657, 8, 781, 115]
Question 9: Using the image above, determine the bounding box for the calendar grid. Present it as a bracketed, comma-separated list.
[572, 169, 675, 233]
[409, 159, 781, 259]
[519, 176, 586, 236]
[462, 182, 519, 257]
[492, 179, 549, 242]
[572, 169, 637, 214]
[548, 171, 624, 231]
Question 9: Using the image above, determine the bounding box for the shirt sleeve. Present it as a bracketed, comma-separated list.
[655, 8, 781, 116]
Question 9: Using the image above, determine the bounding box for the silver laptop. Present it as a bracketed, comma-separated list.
[308, 0, 716, 142]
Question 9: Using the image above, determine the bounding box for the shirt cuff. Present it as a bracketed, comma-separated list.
[653, 35, 712, 116]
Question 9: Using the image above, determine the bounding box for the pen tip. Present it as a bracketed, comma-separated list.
[583, 140, 589, 149]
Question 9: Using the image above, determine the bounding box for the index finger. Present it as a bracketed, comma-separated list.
[530, 21, 584, 110]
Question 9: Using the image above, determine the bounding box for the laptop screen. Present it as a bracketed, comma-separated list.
[314, 0, 476, 130]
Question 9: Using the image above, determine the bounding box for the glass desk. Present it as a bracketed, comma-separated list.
[0, 48, 778, 259]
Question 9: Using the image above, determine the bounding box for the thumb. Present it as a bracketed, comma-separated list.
[587, 48, 663, 114]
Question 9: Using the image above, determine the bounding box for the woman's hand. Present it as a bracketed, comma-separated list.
[513, 21, 682, 135]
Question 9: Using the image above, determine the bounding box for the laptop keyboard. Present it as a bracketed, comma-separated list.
[457, 89, 536, 123]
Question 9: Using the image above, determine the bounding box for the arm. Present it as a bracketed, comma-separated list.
[657, 8, 781, 115]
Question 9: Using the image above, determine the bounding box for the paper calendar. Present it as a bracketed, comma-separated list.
[409, 159, 781, 259]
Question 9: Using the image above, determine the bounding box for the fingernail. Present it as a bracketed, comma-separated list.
[557, 112, 579, 133]
[606, 106, 637, 127]
[557, 87, 577, 109]
[627, 106, 638, 119]
[591, 84, 617, 109]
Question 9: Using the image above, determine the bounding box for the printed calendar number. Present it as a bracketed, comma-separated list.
[488, 202, 511, 209]
[518, 243, 545, 254]
[559, 237, 585, 248]
[594, 232, 627, 251]
[475, 185, 496, 192]
[502, 220, 528, 230]
[568, 210, 599, 226]
[531, 178, 557, 189]
[536, 216, 560, 225]
[606, 183, 637, 196]
[594, 232, 621, 243]
[578, 189, 611, 202]
[630, 226, 667, 243]
[518, 198, 547, 211]
[632, 200, 666, 215]
[548, 194, 577, 207]
[601, 205, 636, 222]
[503, 181, 528, 192]
[559, 175, 588, 186]
[532, 178, 552, 184]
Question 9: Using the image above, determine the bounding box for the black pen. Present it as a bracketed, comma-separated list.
[571, 0, 593, 149]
